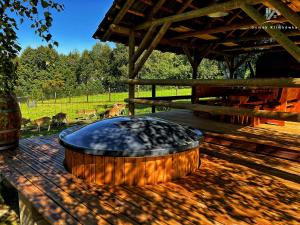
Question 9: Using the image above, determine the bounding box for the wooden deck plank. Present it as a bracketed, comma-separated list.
[201, 142, 300, 175]
[1, 121, 300, 225]
[17, 139, 168, 225]
[0, 155, 80, 225]
[7, 156, 109, 225]
[150, 110, 300, 150]
[12, 147, 134, 225]
[173, 158, 300, 225]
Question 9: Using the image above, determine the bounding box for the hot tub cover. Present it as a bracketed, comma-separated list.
[59, 116, 203, 157]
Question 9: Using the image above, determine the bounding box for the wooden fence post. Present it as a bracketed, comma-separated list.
[108, 87, 112, 102]
[152, 85, 156, 113]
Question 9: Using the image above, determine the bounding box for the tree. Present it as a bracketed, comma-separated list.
[0, 0, 63, 92]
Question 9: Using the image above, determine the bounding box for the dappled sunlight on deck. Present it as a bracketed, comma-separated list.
[0, 128, 299, 224]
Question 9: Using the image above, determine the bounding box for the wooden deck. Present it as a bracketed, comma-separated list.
[149, 110, 300, 162]
[0, 115, 300, 224]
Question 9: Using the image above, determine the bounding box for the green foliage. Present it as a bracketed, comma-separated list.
[15, 43, 236, 98]
[0, 0, 63, 92]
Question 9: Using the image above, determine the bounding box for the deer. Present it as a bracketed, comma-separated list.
[100, 104, 127, 119]
[32, 117, 51, 132]
[21, 118, 31, 127]
[76, 109, 97, 120]
[52, 112, 68, 126]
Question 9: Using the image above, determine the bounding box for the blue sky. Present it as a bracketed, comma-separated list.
[17, 0, 114, 54]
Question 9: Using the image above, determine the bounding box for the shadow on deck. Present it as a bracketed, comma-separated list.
[0, 110, 299, 224]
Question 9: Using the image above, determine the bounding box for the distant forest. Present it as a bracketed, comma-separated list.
[16, 43, 254, 99]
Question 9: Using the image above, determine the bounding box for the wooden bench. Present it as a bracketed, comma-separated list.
[1, 134, 300, 225]
[194, 86, 300, 127]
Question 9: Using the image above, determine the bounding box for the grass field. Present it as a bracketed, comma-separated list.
[20, 87, 191, 121]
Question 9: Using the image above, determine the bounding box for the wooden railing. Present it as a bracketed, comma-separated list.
[123, 78, 300, 122]
[125, 78, 300, 87]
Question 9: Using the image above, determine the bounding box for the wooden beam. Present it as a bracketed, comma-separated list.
[124, 78, 300, 88]
[126, 98, 300, 122]
[131, 26, 157, 64]
[109, 24, 195, 49]
[128, 30, 135, 115]
[130, 0, 166, 63]
[103, 0, 135, 40]
[147, 0, 166, 19]
[211, 30, 300, 45]
[136, 95, 192, 100]
[135, 0, 263, 30]
[133, 0, 193, 77]
[133, 23, 170, 77]
[241, 4, 300, 63]
[172, 17, 286, 40]
[224, 41, 300, 52]
[268, 0, 300, 29]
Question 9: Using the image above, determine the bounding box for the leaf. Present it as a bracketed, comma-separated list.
[41, 0, 49, 8]
[45, 33, 52, 42]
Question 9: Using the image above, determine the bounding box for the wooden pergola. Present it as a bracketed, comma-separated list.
[93, 0, 300, 123]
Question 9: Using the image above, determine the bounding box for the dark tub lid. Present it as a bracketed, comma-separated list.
[59, 116, 203, 157]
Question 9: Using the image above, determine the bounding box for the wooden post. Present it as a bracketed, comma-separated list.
[128, 30, 135, 115]
[248, 61, 255, 78]
[183, 47, 202, 103]
[191, 64, 199, 103]
[152, 85, 156, 113]
[241, 4, 300, 63]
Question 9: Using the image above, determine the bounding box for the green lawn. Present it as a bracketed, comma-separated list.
[20, 88, 191, 138]
[20, 88, 191, 121]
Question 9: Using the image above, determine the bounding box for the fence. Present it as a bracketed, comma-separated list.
[18, 86, 192, 122]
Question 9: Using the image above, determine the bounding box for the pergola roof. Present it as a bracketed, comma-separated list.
[93, 0, 300, 60]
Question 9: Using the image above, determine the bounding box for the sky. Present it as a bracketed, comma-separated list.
[16, 0, 114, 54]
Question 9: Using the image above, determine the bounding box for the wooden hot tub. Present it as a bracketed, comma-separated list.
[59, 117, 203, 186]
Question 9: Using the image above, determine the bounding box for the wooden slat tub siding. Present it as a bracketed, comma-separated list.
[104, 156, 115, 185]
[95, 156, 105, 185]
[135, 157, 146, 186]
[125, 157, 136, 185]
[156, 157, 165, 183]
[114, 157, 125, 185]
[66, 147, 200, 186]
[165, 156, 173, 181]
[84, 154, 95, 183]
[145, 157, 157, 185]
